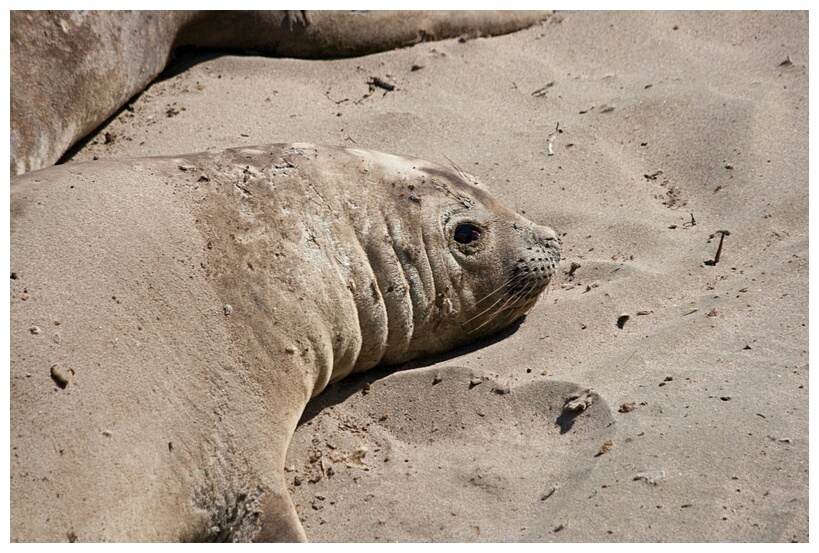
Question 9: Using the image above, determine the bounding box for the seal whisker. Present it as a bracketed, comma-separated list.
[466, 279, 536, 334]
[441, 153, 480, 188]
[482, 278, 543, 333]
[467, 299, 520, 334]
[470, 272, 529, 308]
[462, 274, 527, 325]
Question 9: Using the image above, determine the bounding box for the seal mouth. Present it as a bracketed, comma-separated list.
[462, 247, 559, 336]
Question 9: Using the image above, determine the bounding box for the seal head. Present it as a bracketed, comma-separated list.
[280, 146, 563, 382]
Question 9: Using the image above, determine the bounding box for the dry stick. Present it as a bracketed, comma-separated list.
[713, 230, 730, 264]
[368, 77, 395, 91]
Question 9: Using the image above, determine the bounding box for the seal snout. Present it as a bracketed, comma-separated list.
[507, 223, 561, 300]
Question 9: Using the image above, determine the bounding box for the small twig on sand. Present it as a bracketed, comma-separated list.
[713, 230, 729, 264]
[367, 76, 395, 91]
[705, 230, 730, 266]
[683, 212, 696, 227]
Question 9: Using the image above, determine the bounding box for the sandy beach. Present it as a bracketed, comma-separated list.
[21, 11, 809, 542]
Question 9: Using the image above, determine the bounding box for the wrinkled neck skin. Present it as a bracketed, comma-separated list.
[193, 144, 559, 399]
[341, 167, 469, 373]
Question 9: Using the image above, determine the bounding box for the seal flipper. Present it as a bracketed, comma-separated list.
[254, 489, 307, 542]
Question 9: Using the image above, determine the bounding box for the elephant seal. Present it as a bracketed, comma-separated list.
[10, 10, 551, 176]
[10, 143, 561, 541]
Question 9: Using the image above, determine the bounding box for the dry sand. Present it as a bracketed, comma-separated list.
[61, 11, 808, 542]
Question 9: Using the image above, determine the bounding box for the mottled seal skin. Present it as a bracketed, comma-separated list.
[10, 10, 551, 176]
[10, 144, 560, 542]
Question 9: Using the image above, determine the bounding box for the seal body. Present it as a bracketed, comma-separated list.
[10, 144, 560, 541]
[10, 10, 551, 176]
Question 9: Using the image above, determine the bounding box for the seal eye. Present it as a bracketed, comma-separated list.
[454, 223, 482, 244]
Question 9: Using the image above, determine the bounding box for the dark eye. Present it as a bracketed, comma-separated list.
[454, 223, 482, 244]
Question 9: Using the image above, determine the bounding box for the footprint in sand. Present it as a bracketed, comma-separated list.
[287, 366, 614, 541]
